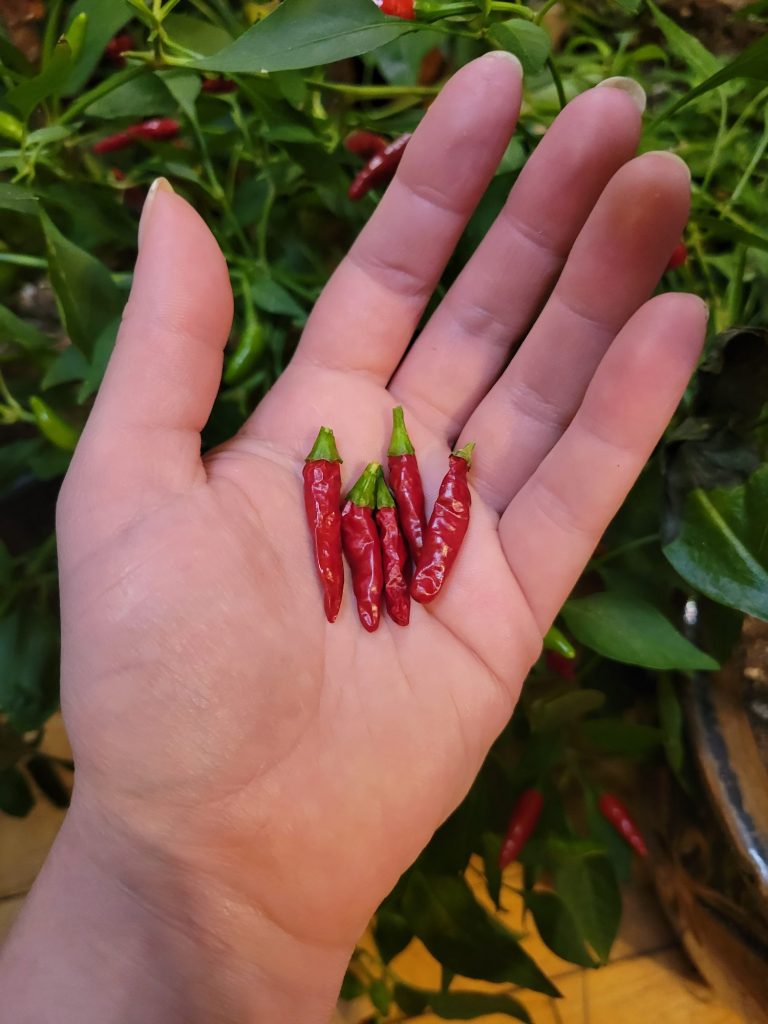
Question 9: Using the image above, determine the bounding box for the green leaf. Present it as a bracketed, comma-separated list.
[0, 767, 34, 818]
[250, 273, 306, 318]
[196, 0, 414, 74]
[86, 72, 175, 118]
[580, 719, 662, 757]
[339, 969, 365, 1000]
[373, 907, 413, 963]
[63, 0, 133, 94]
[40, 210, 124, 359]
[42, 344, 91, 387]
[664, 464, 768, 620]
[554, 853, 621, 964]
[612, 0, 641, 12]
[402, 871, 559, 995]
[524, 890, 597, 968]
[0, 612, 59, 732]
[481, 831, 503, 908]
[272, 70, 308, 107]
[562, 592, 719, 670]
[646, 1, 719, 78]
[6, 40, 74, 120]
[529, 690, 605, 733]
[487, 20, 551, 75]
[159, 69, 201, 120]
[369, 979, 391, 1015]
[660, 33, 768, 119]
[0, 182, 38, 216]
[0, 303, 50, 351]
[164, 13, 233, 57]
[394, 983, 532, 1022]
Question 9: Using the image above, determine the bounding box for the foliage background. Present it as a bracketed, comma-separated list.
[0, 0, 767, 1018]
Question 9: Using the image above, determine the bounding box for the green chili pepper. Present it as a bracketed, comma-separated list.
[64, 13, 89, 63]
[29, 397, 79, 452]
[543, 625, 576, 659]
[224, 319, 266, 384]
[0, 112, 23, 143]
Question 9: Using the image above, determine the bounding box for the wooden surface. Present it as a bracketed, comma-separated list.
[0, 718, 746, 1023]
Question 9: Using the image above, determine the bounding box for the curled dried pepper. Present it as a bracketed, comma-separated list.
[387, 406, 426, 561]
[344, 130, 387, 159]
[598, 793, 648, 858]
[93, 117, 180, 155]
[375, 471, 410, 627]
[666, 240, 688, 271]
[411, 443, 474, 605]
[348, 133, 411, 201]
[303, 428, 344, 624]
[342, 463, 384, 633]
[499, 789, 544, 869]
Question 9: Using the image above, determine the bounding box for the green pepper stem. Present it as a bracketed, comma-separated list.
[348, 463, 381, 508]
[453, 442, 476, 466]
[375, 469, 396, 509]
[388, 406, 416, 457]
[306, 426, 342, 463]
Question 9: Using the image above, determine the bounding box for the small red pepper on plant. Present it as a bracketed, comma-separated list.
[375, 471, 411, 627]
[342, 463, 385, 633]
[387, 406, 426, 561]
[666, 241, 688, 271]
[499, 789, 544, 869]
[105, 32, 132, 66]
[303, 428, 344, 624]
[93, 118, 181, 155]
[598, 793, 648, 858]
[348, 133, 411, 201]
[344, 130, 387, 160]
[202, 77, 238, 94]
[411, 443, 474, 605]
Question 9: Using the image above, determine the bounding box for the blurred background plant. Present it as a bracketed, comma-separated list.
[0, 0, 767, 1019]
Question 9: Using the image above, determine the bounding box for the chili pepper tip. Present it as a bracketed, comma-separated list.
[453, 441, 475, 466]
[388, 406, 416, 457]
[306, 427, 342, 463]
[347, 462, 380, 508]
[375, 470, 396, 509]
[543, 625, 577, 659]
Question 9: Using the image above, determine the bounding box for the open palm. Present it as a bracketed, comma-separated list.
[56, 56, 705, 974]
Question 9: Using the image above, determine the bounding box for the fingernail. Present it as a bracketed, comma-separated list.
[646, 150, 692, 181]
[484, 50, 523, 75]
[595, 76, 646, 114]
[138, 177, 174, 249]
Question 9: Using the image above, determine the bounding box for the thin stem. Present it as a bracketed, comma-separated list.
[489, 1, 535, 17]
[0, 254, 48, 268]
[306, 80, 440, 98]
[727, 245, 747, 325]
[42, 0, 64, 66]
[726, 106, 768, 211]
[535, 0, 560, 23]
[589, 533, 660, 569]
[547, 55, 567, 110]
[702, 91, 727, 191]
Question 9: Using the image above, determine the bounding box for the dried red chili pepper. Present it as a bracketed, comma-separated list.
[375, 471, 410, 627]
[387, 406, 426, 562]
[202, 77, 238, 94]
[303, 427, 344, 624]
[499, 789, 544, 869]
[342, 463, 384, 633]
[598, 793, 648, 858]
[411, 443, 474, 605]
[348, 133, 411, 201]
[666, 240, 688, 271]
[93, 118, 180, 155]
[344, 130, 387, 159]
[105, 32, 132, 66]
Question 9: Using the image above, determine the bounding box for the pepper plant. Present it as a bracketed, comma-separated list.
[1, 0, 767, 1018]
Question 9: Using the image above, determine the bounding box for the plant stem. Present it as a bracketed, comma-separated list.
[547, 55, 567, 109]
[42, 0, 64, 67]
[488, 1, 535, 17]
[535, 0, 560, 23]
[726, 105, 768, 211]
[0, 254, 48, 268]
[589, 533, 660, 569]
[727, 244, 747, 324]
[60, 63, 147, 123]
[306, 80, 440, 98]
[702, 92, 727, 191]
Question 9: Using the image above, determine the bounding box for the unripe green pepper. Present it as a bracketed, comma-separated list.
[224, 317, 265, 384]
[29, 397, 79, 452]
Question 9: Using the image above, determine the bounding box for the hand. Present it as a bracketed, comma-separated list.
[4, 55, 706, 1022]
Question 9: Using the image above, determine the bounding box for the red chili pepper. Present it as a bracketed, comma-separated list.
[375, 471, 410, 627]
[303, 428, 344, 624]
[666, 241, 688, 271]
[499, 789, 544, 869]
[411, 443, 474, 605]
[344, 130, 387, 159]
[378, 0, 415, 17]
[348, 133, 411, 201]
[93, 118, 180, 155]
[105, 32, 132, 66]
[387, 406, 426, 562]
[342, 463, 384, 633]
[545, 650, 577, 680]
[598, 793, 648, 858]
[202, 77, 238, 94]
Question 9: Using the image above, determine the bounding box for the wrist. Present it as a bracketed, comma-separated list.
[2, 797, 350, 1023]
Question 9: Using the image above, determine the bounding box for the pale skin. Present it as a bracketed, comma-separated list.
[0, 55, 708, 1022]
